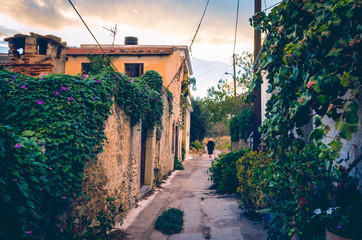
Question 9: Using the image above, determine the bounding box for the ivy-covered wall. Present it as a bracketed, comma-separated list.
[0, 68, 176, 238]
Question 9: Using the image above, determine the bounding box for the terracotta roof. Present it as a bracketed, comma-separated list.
[66, 46, 176, 56]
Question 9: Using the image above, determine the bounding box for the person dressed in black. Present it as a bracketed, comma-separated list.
[207, 139, 215, 158]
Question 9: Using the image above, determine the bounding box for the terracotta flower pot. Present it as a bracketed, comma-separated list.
[326, 229, 352, 240]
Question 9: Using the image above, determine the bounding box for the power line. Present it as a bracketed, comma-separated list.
[67, 0, 121, 76]
[165, 0, 210, 91]
[263, 0, 283, 12]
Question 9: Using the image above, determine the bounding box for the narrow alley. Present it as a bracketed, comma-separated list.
[117, 153, 266, 240]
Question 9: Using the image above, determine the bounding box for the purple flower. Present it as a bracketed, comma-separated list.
[21, 84, 26, 89]
[40, 76, 44, 80]
[37, 100, 43, 105]
[13, 75, 16, 80]
[61, 86, 66, 91]
[129, 106, 132, 108]
[146, 85, 149, 89]
[61, 197, 67, 199]
[12, 178, 18, 181]
[26, 231, 32, 234]
[55, 91, 59, 96]
[83, 112, 86, 115]
[103, 125, 106, 128]
[93, 97, 96, 101]
[108, 97, 111, 100]
[97, 79, 100, 83]
[115, 76, 118, 79]
[337, 225, 342, 229]
[131, 79, 134, 83]
[67, 97, 72, 101]
[49, 167, 53, 170]
[139, 90, 142, 93]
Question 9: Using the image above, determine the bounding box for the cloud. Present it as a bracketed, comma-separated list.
[0, 0, 254, 46]
[0, 25, 19, 40]
[0, 0, 73, 30]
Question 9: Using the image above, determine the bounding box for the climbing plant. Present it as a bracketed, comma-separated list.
[249, 0, 361, 239]
[180, 77, 196, 128]
[0, 67, 167, 238]
[250, 0, 361, 154]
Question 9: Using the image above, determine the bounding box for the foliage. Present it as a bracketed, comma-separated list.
[249, 1, 362, 239]
[236, 151, 271, 212]
[190, 97, 209, 142]
[229, 106, 253, 142]
[250, 0, 361, 154]
[87, 55, 113, 75]
[154, 208, 184, 235]
[181, 142, 186, 161]
[190, 141, 204, 154]
[209, 148, 251, 194]
[261, 144, 337, 239]
[207, 121, 229, 137]
[0, 67, 167, 238]
[166, 89, 174, 115]
[0, 124, 48, 239]
[317, 172, 362, 239]
[65, 196, 121, 240]
[180, 77, 196, 128]
[202, 51, 253, 123]
[174, 155, 184, 171]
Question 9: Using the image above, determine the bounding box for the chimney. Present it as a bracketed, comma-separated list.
[124, 36, 138, 45]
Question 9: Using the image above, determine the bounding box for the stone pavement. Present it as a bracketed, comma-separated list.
[116, 152, 267, 240]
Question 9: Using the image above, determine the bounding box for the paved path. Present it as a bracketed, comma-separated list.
[118, 153, 266, 240]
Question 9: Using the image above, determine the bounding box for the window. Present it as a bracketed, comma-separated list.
[82, 63, 90, 74]
[56, 46, 62, 58]
[37, 39, 47, 55]
[125, 63, 143, 77]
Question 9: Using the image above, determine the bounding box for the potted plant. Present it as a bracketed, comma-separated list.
[316, 163, 362, 240]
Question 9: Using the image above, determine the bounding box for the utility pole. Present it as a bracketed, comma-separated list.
[233, 53, 237, 98]
[253, 0, 262, 151]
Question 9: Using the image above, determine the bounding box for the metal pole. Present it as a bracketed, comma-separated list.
[253, 0, 262, 151]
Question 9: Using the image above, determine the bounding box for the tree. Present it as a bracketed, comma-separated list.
[190, 97, 209, 142]
[201, 51, 254, 123]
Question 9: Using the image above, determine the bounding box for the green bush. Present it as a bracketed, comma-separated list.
[236, 151, 271, 212]
[209, 148, 251, 194]
[154, 208, 184, 235]
[229, 106, 253, 142]
[190, 141, 204, 154]
[174, 155, 184, 170]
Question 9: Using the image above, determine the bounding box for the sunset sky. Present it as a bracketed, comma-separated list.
[0, 0, 279, 97]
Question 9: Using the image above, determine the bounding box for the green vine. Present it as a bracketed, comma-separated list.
[250, 0, 361, 154]
[0, 67, 167, 238]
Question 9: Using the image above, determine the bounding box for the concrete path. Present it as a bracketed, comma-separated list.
[118, 153, 267, 240]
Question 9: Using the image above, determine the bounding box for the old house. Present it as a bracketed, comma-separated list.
[4, 32, 66, 76]
[64, 37, 193, 212]
[2, 33, 193, 219]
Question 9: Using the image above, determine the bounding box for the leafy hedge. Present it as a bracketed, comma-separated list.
[236, 151, 271, 212]
[154, 208, 184, 235]
[209, 148, 250, 194]
[229, 106, 253, 142]
[0, 68, 168, 238]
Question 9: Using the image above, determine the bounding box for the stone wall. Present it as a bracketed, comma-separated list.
[80, 103, 141, 218]
[153, 93, 173, 186]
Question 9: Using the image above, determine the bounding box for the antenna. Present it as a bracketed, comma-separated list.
[102, 24, 117, 46]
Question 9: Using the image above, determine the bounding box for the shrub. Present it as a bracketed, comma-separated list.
[154, 208, 183, 235]
[174, 155, 184, 170]
[190, 141, 204, 154]
[236, 151, 271, 212]
[209, 148, 251, 194]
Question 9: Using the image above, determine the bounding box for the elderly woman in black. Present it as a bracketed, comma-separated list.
[207, 138, 215, 158]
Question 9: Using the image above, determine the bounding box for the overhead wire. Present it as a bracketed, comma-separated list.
[263, 0, 283, 12]
[67, 0, 121, 76]
[164, 0, 210, 91]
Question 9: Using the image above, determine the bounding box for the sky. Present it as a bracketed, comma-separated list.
[0, 0, 280, 98]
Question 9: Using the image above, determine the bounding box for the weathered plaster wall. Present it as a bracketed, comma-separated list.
[81, 103, 141, 217]
[153, 93, 173, 186]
